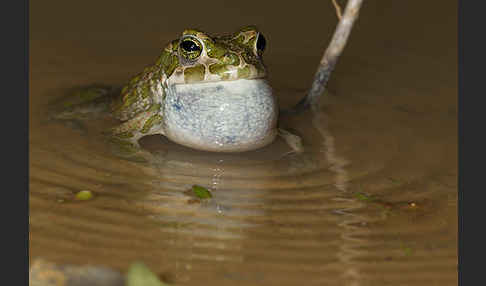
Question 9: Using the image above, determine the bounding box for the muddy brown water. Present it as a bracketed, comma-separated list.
[30, 0, 457, 285]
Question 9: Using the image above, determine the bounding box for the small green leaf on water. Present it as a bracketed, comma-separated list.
[192, 185, 212, 199]
[354, 192, 374, 202]
[387, 177, 401, 184]
[75, 190, 94, 201]
[127, 262, 169, 286]
[403, 246, 413, 256]
[399, 241, 413, 256]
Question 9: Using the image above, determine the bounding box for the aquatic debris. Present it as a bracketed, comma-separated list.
[403, 246, 413, 256]
[127, 262, 169, 286]
[191, 185, 212, 199]
[387, 177, 401, 184]
[408, 202, 417, 208]
[30, 258, 124, 285]
[354, 192, 376, 202]
[75, 190, 94, 201]
[400, 242, 414, 257]
[353, 191, 419, 211]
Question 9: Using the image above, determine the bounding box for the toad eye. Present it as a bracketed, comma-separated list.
[256, 33, 266, 52]
[181, 40, 200, 52]
[179, 38, 202, 60]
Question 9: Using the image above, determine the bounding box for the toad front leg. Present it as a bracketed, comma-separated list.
[278, 128, 304, 155]
[105, 104, 164, 160]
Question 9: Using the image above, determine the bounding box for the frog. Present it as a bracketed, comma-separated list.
[50, 26, 302, 157]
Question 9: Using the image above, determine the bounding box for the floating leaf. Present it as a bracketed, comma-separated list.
[75, 190, 94, 201]
[354, 192, 375, 202]
[192, 185, 212, 199]
[403, 246, 413, 256]
[387, 177, 401, 184]
[400, 242, 414, 256]
[126, 262, 169, 286]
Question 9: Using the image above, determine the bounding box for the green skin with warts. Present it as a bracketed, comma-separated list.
[52, 26, 290, 156]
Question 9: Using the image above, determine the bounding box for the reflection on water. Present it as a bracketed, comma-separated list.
[30, 0, 457, 285]
[138, 105, 350, 284]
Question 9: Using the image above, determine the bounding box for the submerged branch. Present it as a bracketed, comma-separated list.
[289, 0, 364, 113]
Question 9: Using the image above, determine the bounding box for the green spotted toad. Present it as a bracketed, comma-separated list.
[52, 26, 301, 156]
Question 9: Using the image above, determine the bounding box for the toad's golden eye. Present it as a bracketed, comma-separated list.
[179, 38, 202, 60]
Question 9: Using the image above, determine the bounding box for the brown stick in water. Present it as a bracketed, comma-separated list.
[291, 0, 364, 113]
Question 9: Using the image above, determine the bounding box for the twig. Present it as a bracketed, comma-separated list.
[332, 0, 343, 20]
[290, 0, 364, 113]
